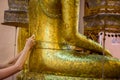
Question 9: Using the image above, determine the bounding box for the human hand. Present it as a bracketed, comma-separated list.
[24, 34, 35, 50]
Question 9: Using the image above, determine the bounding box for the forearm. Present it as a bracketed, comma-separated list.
[0, 35, 35, 79]
[0, 47, 31, 79]
[0, 64, 19, 80]
[0, 63, 9, 69]
[14, 46, 30, 69]
[8, 51, 22, 64]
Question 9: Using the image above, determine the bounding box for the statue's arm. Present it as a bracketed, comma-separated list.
[0, 35, 35, 80]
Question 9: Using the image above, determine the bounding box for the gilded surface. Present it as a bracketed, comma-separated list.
[18, 0, 120, 79]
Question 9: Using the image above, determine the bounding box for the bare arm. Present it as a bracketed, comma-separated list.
[0, 35, 35, 80]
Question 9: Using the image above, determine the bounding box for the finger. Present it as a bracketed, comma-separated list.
[32, 34, 35, 37]
[31, 34, 35, 39]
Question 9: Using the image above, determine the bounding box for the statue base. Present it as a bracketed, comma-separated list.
[17, 72, 120, 80]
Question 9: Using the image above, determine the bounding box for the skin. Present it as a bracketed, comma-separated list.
[0, 35, 35, 80]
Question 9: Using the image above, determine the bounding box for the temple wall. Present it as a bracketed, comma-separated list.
[99, 32, 120, 59]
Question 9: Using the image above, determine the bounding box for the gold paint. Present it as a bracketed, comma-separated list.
[18, 0, 120, 78]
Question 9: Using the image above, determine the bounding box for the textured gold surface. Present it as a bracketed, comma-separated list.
[17, 71, 120, 80]
[18, 0, 120, 78]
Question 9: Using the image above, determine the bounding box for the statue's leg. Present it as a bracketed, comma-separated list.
[61, 0, 111, 56]
[38, 49, 120, 78]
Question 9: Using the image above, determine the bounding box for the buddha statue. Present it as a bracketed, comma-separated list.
[17, 0, 120, 79]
